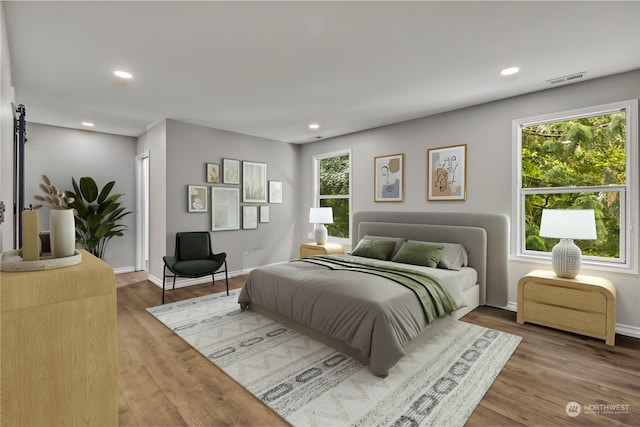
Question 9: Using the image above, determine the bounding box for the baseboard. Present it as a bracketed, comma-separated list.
[113, 266, 136, 274]
[506, 300, 640, 339]
[614, 323, 640, 339]
[148, 268, 254, 289]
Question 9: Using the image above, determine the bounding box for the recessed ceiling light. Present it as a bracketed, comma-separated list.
[500, 67, 520, 76]
[308, 123, 320, 130]
[114, 70, 133, 79]
[81, 122, 95, 127]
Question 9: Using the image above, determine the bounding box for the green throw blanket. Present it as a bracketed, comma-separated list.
[298, 255, 459, 323]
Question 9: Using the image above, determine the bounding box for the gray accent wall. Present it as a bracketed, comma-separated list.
[298, 69, 640, 334]
[24, 123, 137, 269]
[142, 119, 299, 282]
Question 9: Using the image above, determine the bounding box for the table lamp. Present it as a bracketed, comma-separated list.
[309, 207, 333, 245]
[539, 209, 597, 279]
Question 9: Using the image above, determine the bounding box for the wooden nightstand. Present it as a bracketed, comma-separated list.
[517, 269, 616, 345]
[299, 243, 344, 258]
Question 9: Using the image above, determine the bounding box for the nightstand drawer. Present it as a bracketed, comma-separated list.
[523, 282, 606, 313]
[517, 269, 616, 345]
[303, 246, 326, 257]
[524, 301, 607, 337]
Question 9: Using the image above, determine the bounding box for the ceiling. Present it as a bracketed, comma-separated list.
[4, 1, 640, 143]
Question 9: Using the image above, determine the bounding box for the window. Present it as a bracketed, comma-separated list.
[313, 150, 351, 241]
[513, 100, 638, 271]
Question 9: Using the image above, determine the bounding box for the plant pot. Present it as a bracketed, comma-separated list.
[50, 209, 76, 258]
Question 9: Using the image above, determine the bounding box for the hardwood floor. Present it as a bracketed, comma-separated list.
[117, 273, 640, 427]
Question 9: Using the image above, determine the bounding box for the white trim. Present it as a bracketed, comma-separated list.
[135, 151, 150, 272]
[113, 266, 136, 274]
[511, 99, 638, 274]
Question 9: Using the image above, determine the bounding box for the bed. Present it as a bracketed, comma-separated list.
[238, 211, 509, 376]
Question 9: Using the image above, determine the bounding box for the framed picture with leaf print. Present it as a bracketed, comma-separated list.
[188, 185, 208, 212]
[222, 158, 240, 184]
[242, 161, 267, 203]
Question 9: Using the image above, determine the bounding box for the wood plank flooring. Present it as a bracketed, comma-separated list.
[117, 273, 640, 426]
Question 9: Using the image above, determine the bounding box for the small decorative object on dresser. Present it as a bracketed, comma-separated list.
[517, 269, 616, 345]
[32, 174, 77, 258]
[299, 242, 344, 258]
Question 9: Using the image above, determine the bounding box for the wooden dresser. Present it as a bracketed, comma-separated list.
[299, 242, 344, 258]
[1, 250, 118, 426]
[517, 269, 616, 345]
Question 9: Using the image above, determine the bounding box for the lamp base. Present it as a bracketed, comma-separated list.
[551, 238, 582, 279]
[314, 223, 328, 245]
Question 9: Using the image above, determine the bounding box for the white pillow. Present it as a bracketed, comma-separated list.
[408, 240, 468, 270]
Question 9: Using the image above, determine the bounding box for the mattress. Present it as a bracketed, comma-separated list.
[238, 254, 478, 375]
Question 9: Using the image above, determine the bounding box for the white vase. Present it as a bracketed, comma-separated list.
[50, 209, 76, 258]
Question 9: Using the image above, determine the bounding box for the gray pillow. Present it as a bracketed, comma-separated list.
[391, 241, 443, 268]
[408, 240, 468, 270]
[362, 235, 406, 258]
[351, 238, 397, 260]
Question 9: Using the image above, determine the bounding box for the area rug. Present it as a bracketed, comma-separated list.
[147, 290, 521, 427]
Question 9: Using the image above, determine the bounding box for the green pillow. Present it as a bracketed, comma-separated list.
[351, 238, 396, 260]
[391, 241, 444, 267]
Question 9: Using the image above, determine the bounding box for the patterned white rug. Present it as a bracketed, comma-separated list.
[147, 290, 521, 427]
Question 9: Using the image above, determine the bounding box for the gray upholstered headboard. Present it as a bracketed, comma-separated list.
[352, 211, 509, 307]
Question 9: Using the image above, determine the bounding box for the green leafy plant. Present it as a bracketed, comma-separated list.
[65, 176, 131, 259]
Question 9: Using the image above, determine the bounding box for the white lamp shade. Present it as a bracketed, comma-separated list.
[309, 207, 333, 224]
[540, 209, 597, 240]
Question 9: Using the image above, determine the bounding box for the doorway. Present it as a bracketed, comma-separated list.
[135, 152, 150, 271]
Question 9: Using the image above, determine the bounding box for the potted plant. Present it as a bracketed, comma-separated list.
[65, 177, 131, 259]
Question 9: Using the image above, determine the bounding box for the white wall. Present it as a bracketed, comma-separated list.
[299, 70, 640, 336]
[0, 2, 14, 252]
[24, 123, 137, 269]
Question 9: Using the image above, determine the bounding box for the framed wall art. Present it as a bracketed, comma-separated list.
[188, 185, 208, 212]
[268, 180, 283, 203]
[211, 187, 240, 231]
[242, 161, 267, 203]
[206, 163, 220, 183]
[427, 144, 467, 201]
[374, 153, 404, 202]
[222, 158, 240, 184]
[242, 205, 258, 229]
[259, 205, 270, 223]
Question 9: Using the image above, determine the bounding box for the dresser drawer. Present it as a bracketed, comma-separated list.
[523, 301, 607, 337]
[523, 282, 606, 313]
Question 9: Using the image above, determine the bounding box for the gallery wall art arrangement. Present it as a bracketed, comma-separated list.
[187, 158, 283, 232]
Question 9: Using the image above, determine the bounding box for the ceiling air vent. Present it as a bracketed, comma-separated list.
[547, 71, 587, 85]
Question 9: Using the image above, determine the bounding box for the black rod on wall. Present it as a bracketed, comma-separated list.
[13, 104, 26, 249]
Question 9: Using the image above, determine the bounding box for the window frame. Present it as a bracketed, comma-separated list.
[312, 149, 352, 245]
[511, 99, 638, 273]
